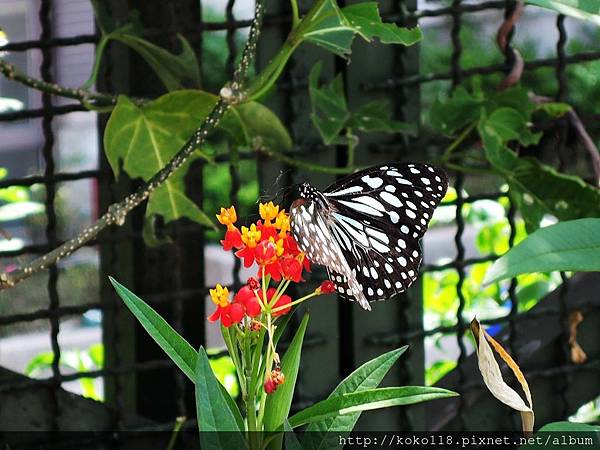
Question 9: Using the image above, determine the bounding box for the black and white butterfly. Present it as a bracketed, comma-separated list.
[289, 163, 448, 310]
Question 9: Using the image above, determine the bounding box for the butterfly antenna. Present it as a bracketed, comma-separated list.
[258, 169, 295, 204]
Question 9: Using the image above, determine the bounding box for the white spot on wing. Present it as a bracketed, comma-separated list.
[361, 175, 384, 189]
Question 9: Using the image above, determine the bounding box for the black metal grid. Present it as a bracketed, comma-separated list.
[0, 0, 598, 435]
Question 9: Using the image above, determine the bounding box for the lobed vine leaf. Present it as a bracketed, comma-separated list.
[104, 90, 292, 233]
[342, 2, 423, 45]
[308, 62, 414, 145]
[301, 1, 422, 59]
[104, 91, 217, 229]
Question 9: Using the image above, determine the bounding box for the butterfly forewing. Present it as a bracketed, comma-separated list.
[290, 162, 448, 310]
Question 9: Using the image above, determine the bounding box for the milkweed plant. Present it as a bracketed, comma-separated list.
[110, 202, 457, 449]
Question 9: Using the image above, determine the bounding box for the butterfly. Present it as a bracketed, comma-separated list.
[289, 163, 448, 310]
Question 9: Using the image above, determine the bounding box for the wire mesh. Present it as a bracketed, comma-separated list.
[0, 0, 598, 435]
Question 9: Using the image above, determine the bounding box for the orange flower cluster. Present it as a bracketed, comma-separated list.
[216, 203, 310, 282]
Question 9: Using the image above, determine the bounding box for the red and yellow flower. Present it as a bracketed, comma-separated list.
[208, 284, 245, 327]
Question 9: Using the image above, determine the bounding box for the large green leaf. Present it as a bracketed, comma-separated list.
[109, 277, 244, 430]
[526, 0, 600, 25]
[484, 219, 600, 284]
[264, 314, 310, 432]
[300, 1, 421, 58]
[195, 347, 247, 450]
[104, 91, 217, 228]
[288, 386, 457, 428]
[303, 347, 408, 450]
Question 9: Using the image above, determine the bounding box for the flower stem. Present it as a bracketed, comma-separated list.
[271, 291, 317, 314]
[290, 0, 300, 28]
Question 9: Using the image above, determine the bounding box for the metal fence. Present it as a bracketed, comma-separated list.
[0, 0, 599, 438]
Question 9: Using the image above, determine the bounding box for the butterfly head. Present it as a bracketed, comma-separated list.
[292, 182, 329, 210]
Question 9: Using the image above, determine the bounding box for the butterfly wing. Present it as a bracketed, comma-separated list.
[290, 197, 372, 309]
[324, 163, 448, 303]
[290, 162, 448, 310]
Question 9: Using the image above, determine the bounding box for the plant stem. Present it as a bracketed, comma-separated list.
[271, 291, 317, 314]
[246, 0, 329, 101]
[166, 416, 186, 450]
[346, 127, 357, 168]
[0, 1, 267, 291]
[443, 162, 494, 176]
[290, 0, 300, 28]
[0, 57, 122, 107]
[441, 122, 477, 163]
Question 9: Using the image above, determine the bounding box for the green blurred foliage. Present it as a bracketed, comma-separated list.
[207, 351, 240, 399]
[25, 343, 104, 401]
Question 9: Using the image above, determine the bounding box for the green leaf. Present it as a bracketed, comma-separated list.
[349, 100, 416, 136]
[521, 421, 600, 449]
[224, 102, 293, 152]
[283, 420, 303, 450]
[536, 101, 572, 118]
[195, 347, 247, 449]
[111, 33, 201, 92]
[288, 386, 457, 428]
[491, 86, 536, 117]
[109, 277, 244, 430]
[308, 62, 350, 144]
[526, 0, 600, 25]
[264, 314, 310, 432]
[104, 92, 217, 229]
[301, 1, 355, 58]
[430, 87, 486, 135]
[484, 218, 600, 284]
[479, 123, 600, 231]
[300, 1, 421, 58]
[539, 421, 600, 432]
[308, 63, 414, 145]
[341, 3, 423, 46]
[484, 107, 541, 146]
[303, 347, 407, 449]
[485, 107, 527, 141]
[24, 351, 54, 377]
[110, 277, 199, 379]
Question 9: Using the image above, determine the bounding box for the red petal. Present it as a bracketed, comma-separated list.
[221, 229, 243, 250]
[273, 295, 291, 317]
[235, 246, 256, 268]
[207, 307, 221, 322]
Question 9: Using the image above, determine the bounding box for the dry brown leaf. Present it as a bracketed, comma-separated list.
[470, 317, 534, 433]
[568, 311, 588, 364]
